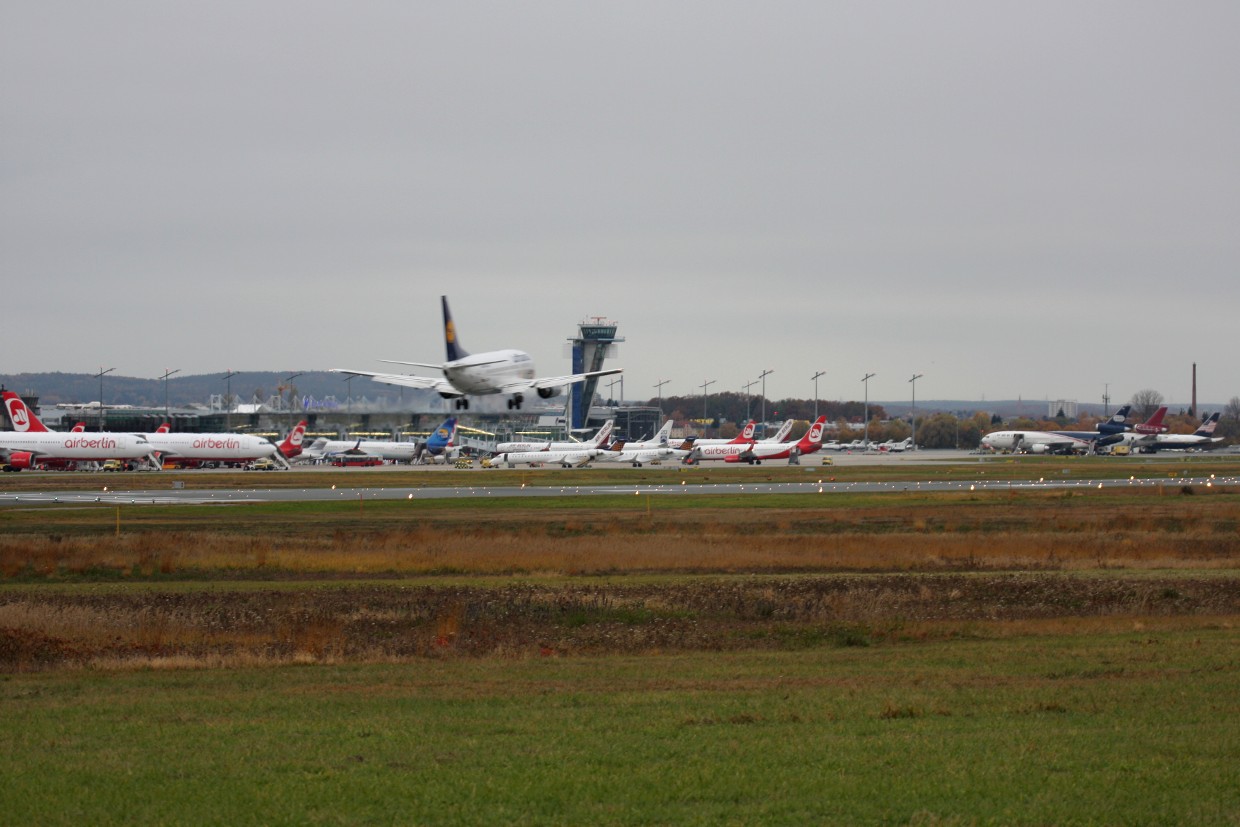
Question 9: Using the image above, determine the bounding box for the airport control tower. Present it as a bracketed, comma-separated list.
[568, 317, 623, 431]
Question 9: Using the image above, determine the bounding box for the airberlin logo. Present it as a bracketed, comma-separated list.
[63, 436, 118, 450]
[193, 438, 241, 450]
[807, 424, 823, 441]
[5, 399, 31, 431]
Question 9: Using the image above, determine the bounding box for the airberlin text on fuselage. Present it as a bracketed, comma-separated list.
[62, 436, 118, 450]
[192, 437, 241, 450]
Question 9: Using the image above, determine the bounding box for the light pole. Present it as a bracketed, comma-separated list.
[861, 373, 876, 446]
[653, 379, 669, 415]
[699, 379, 715, 434]
[343, 374, 356, 420]
[811, 371, 826, 420]
[758, 369, 773, 436]
[908, 373, 923, 450]
[222, 370, 239, 432]
[160, 368, 180, 425]
[282, 372, 305, 435]
[607, 377, 622, 405]
[742, 379, 758, 421]
[94, 367, 114, 431]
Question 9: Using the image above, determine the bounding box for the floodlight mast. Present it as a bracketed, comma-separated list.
[909, 373, 923, 450]
[94, 367, 115, 432]
[861, 373, 876, 445]
[811, 371, 826, 421]
[160, 368, 181, 423]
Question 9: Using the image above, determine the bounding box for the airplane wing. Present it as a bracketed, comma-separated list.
[506, 368, 623, 394]
[329, 368, 457, 396]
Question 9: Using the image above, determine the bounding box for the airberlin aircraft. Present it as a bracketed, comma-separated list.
[141, 424, 283, 469]
[1, 390, 155, 472]
[686, 417, 827, 464]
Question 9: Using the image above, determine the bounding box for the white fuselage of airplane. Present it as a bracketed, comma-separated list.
[0, 431, 154, 467]
[981, 430, 1091, 454]
[143, 432, 277, 463]
[492, 447, 601, 468]
[442, 350, 536, 396]
[596, 445, 690, 466]
[309, 439, 420, 462]
[496, 421, 613, 454]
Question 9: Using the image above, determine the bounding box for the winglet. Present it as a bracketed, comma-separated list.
[442, 296, 469, 362]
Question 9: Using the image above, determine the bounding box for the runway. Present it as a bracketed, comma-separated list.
[2, 472, 1233, 506]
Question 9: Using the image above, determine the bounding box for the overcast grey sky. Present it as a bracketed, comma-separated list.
[3, 2, 1237, 406]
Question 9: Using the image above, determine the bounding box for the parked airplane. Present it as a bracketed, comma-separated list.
[332, 296, 622, 410]
[1146, 412, 1224, 451]
[1, 390, 156, 471]
[496, 420, 613, 454]
[1108, 412, 1224, 452]
[980, 428, 1092, 454]
[687, 420, 757, 449]
[142, 425, 283, 469]
[490, 444, 603, 468]
[605, 421, 676, 452]
[715, 417, 829, 464]
[876, 438, 914, 452]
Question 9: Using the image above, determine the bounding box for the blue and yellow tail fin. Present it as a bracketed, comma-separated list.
[442, 296, 469, 362]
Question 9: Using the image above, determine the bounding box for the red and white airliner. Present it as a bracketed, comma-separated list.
[687, 417, 827, 463]
[1, 390, 156, 472]
[141, 424, 285, 468]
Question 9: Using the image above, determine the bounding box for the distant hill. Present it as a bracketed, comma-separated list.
[0, 373, 1211, 418]
[0, 371, 431, 409]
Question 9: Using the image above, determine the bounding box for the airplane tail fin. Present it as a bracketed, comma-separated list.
[729, 421, 756, 444]
[1194, 412, 1221, 436]
[278, 420, 308, 458]
[70, 422, 86, 432]
[426, 417, 457, 454]
[442, 296, 469, 362]
[654, 420, 673, 445]
[2, 390, 50, 432]
[590, 420, 615, 448]
[797, 416, 828, 450]
[155, 422, 171, 434]
[1135, 406, 1169, 434]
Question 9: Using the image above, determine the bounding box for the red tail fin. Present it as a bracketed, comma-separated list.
[278, 420, 308, 458]
[797, 416, 828, 450]
[2, 391, 50, 433]
[71, 421, 86, 432]
[155, 422, 171, 433]
[1134, 406, 1169, 435]
[729, 421, 757, 444]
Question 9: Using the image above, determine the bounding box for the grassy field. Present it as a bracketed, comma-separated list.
[2, 475, 1239, 823]
[3, 629, 1237, 825]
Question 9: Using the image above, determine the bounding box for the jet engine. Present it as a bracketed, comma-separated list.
[2, 451, 35, 472]
[537, 386, 561, 399]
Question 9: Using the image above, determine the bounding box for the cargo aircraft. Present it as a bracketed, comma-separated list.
[332, 296, 622, 410]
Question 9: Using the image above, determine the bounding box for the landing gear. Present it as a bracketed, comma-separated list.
[454, 398, 470, 410]
[506, 394, 525, 410]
